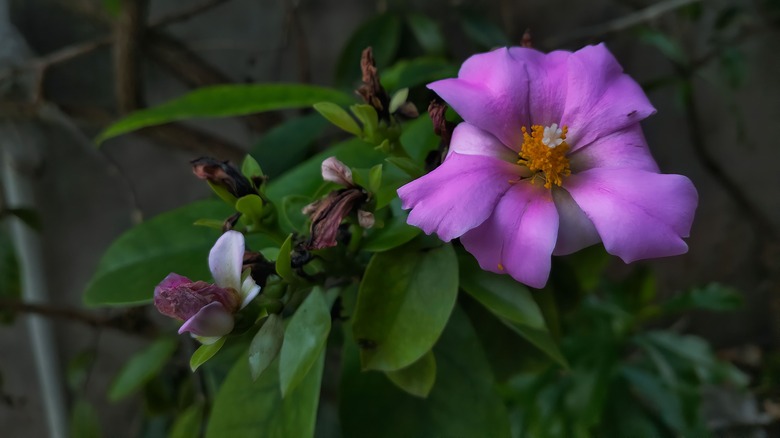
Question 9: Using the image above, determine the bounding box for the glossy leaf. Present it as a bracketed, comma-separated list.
[250, 113, 328, 178]
[398, 113, 440, 162]
[248, 314, 284, 381]
[458, 251, 567, 367]
[341, 306, 511, 438]
[386, 350, 436, 398]
[83, 200, 232, 306]
[275, 234, 294, 283]
[190, 336, 227, 372]
[388, 88, 408, 114]
[336, 13, 402, 87]
[234, 194, 265, 226]
[279, 288, 332, 397]
[205, 353, 324, 438]
[266, 138, 385, 203]
[109, 337, 178, 401]
[353, 243, 458, 371]
[314, 102, 362, 136]
[241, 154, 264, 180]
[97, 84, 351, 142]
[361, 213, 420, 252]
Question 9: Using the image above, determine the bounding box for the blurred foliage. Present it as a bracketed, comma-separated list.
[8, 0, 767, 437]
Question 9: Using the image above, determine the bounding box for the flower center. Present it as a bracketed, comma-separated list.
[518, 123, 571, 189]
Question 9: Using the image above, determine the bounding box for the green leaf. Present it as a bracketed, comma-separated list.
[458, 250, 567, 367]
[248, 314, 284, 381]
[406, 13, 445, 55]
[314, 102, 362, 136]
[205, 352, 324, 438]
[386, 350, 436, 398]
[663, 282, 743, 312]
[97, 84, 351, 142]
[385, 156, 424, 178]
[275, 234, 294, 283]
[620, 366, 685, 432]
[266, 138, 385, 203]
[70, 398, 101, 438]
[241, 154, 264, 180]
[279, 195, 311, 234]
[336, 13, 403, 87]
[250, 114, 328, 178]
[341, 306, 511, 438]
[109, 337, 178, 401]
[83, 200, 233, 306]
[399, 113, 440, 163]
[169, 402, 205, 438]
[388, 88, 408, 114]
[279, 288, 332, 397]
[361, 213, 420, 252]
[368, 163, 383, 194]
[234, 194, 265, 226]
[353, 243, 458, 371]
[458, 11, 509, 49]
[190, 336, 227, 372]
[350, 104, 379, 140]
[381, 57, 457, 92]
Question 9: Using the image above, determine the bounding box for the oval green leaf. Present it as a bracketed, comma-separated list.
[341, 306, 511, 438]
[313, 102, 362, 136]
[248, 314, 284, 381]
[83, 200, 231, 306]
[458, 251, 567, 367]
[353, 243, 458, 371]
[97, 84, 351, 143]
[279, 288, 332, 397]
[386, 350, 436, 398]
[190, 336, 227, 372]
[108, 337, 178, 401]
[206, 352, 324, 438]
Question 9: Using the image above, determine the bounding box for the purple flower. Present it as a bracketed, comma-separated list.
[154, 230, 261, 343]
[397, 44, 698, 288]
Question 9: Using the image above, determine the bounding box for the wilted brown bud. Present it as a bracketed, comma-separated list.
[426, 99, 457, 170]
[356, 47, 391, 121]
[191, 157, 257, 198]
[305, 188, 367, 250]
[242, 251, 276, 288]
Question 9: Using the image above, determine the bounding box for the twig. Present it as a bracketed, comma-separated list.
[0, 299, 158, 337]
[545, 0, 702, 47]
[150, 0, 232, 28]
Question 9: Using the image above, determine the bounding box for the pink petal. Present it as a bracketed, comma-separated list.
[178, 301, 235, 337]
[428, 48, 529, 149]
[561, 44, 656, 150]
[398, 152, 520, 242]
[154, 273, 192, 297]
[461, 182, 559, 289]
[209, 230, 245, 291]
[565, 168, 698, 263]
[507, 47, 571, 127]
[447, 122, 517, 162]
[321, 156, 354, 187]
[552, 188, 600, 256]
[568, 124, 659, 173]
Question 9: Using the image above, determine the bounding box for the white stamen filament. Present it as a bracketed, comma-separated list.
[542, 123, 564, 148]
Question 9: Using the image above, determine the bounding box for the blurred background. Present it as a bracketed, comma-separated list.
[1, 0, 779, 436]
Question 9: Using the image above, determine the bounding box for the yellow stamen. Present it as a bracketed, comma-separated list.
[497, 263, 505, 271]
[518, 124, 571, 189]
